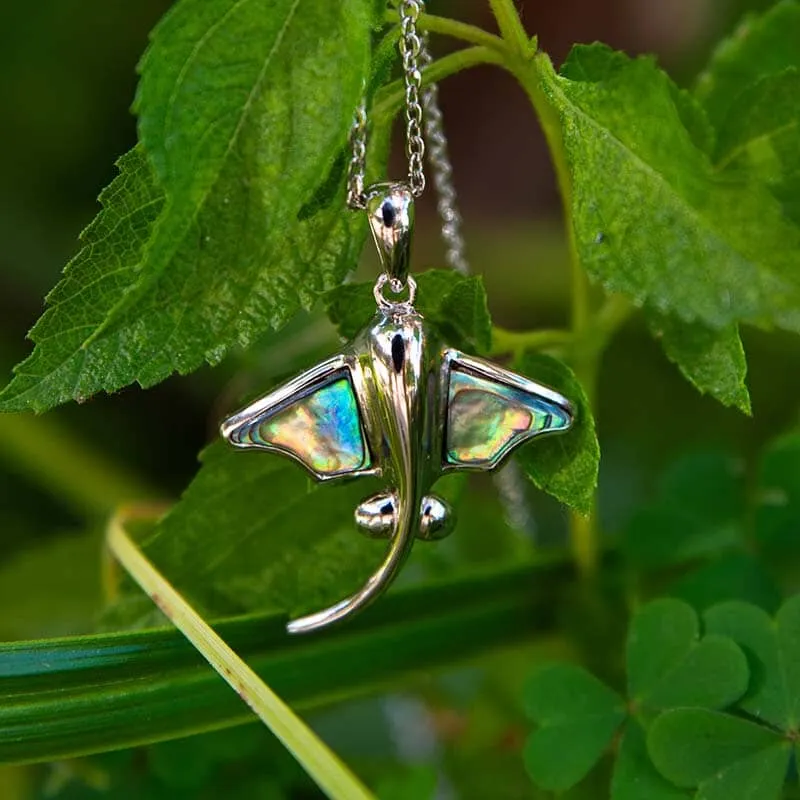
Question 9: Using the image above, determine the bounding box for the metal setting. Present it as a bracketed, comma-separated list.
[221, 190, 574, 634]
[366, 183, 415, 287]
[222, 301, 574, 633]
[374, 273, 418, 312]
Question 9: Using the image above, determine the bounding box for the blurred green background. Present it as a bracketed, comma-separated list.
[0, 0, 798, 797]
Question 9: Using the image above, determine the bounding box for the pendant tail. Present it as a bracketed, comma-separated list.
[285, 495, 417, 634]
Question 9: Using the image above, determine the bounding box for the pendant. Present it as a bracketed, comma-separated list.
[221, 184, 574, 634]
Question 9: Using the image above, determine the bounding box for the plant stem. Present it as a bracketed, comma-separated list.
[504, 62, 603, 574]
[373, 46, 504, 121]
[486, 0, 618, 575]
[385, 10, 506, 52]
[488, 0, 532, 56]
[490, 327, 571, 358]
[107, 508, 376, 800]
[593, 294, 634, 347]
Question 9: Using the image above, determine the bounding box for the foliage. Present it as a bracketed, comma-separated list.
[0, 556, 567, 764]
[524, 598, 749, 796]
[1, 0, 799, 798]
[524, 595, 800, 799]
[0, 0, 375, 411]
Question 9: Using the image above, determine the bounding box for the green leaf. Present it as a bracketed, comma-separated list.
[704, 596, 800, 731]
[647, 314, 750, 413]
[657, 452, 745, 524]
[623, 452, 744, 569]
[714, 69, 800, 229]
[0, 0, 377, 412]
[325, 269, 493, 355]
[623, 506, 740, 571]
[755, 431, 800, 554]
[773, 172, 800, 226]
[640, 635, 748, 712]
[694, 744, 790, 800]
[558, 41, 629, 82]
[0, 148, 162, 411]
[136, 442, 379, 618]
[695, 0, 800, 129]
[0, 558, 570, 764]
[647, 709, 788, 797]
[714, 69, 800, 177]
[514, 353, 599, 515]
[626, 600, 699, 700]
[45, 726, 304, 799]
[374, 766, 437, 800]
[0, 530, 103, 640]
[136, 0, 368, 195]
[127, 0, 372, 338]
[668, 553, 782, 615]
[534, 42, 800, 333]
[522, 663, 626, 792]
[611, 721, 688, 800]
[698, 2, 800, 224]
[626, 599, 748, 712]
[522, 599, 752, 797]
[669, 84, 715, 157]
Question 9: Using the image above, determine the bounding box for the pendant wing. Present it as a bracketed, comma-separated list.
[220, 356, 373, 481]
[442, 352, 574, 471]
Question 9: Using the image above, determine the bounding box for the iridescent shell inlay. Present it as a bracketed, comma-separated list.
[446, 368, 571, 467]
[239, 376, 369, 476]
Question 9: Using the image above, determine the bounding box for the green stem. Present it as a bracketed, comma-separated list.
[503, 60, 603, 574]
[487, 0, 532, 56]
[384, 10, 506, 52]
[373, 46, 504, 121]
[0, 414, 156, 517]
[381, 3, 631, 578]
[593, 295, 634, 346]
[108, 513, 376, 800]
[485, 0, 621, 575]
[490, 327, 571, 358]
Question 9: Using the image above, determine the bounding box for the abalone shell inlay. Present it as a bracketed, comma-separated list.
[239, 376, 369, 476]
[446, 367, 571, 467]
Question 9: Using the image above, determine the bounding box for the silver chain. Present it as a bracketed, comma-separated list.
[346, 1, 469, 275]
[399, 0, 426, 196]
[419, 41, 469, 275]
[346, 102, 368, 210]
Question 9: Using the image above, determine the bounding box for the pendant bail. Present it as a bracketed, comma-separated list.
[366, 183, 415, 289]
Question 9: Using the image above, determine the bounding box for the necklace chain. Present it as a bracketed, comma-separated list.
[346, 1, 468, 275]
[399, 0, 426, 197]
[346, 102, 368, 210]
[419, 44, 468, 275]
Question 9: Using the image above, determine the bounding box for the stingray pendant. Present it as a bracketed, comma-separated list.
[221, 184, 574, 634]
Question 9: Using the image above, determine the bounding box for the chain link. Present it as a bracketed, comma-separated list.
[346, 102, 368, 209]
[346, 2, 424, 208]
[419, 39, 469, 275]
[399, 0, 426, 196]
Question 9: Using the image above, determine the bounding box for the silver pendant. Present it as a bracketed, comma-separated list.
[221, 185, 574, 634]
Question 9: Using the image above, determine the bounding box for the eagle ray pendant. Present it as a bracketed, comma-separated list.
[221, 184, 574, 634]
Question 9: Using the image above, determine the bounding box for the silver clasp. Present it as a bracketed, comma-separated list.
[366, 183, 415, 291]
